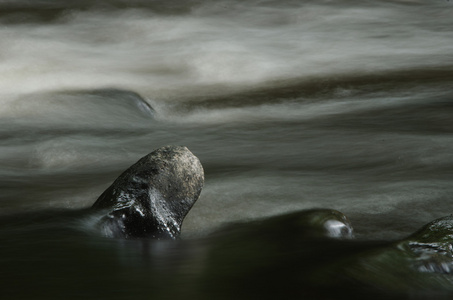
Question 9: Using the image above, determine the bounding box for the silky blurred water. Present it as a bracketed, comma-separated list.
[0, 0, 452, 298]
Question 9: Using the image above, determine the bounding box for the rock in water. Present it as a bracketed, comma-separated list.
[92, 146, 204, 239]
[209, 208, 354, 242]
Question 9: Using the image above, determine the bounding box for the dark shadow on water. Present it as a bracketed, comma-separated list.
[2, 209, 453, 299]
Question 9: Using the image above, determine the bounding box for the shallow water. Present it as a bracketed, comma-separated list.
[0, 0, 453, 298]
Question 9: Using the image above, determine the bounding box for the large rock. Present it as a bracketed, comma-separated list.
[92, 145, 204, 239]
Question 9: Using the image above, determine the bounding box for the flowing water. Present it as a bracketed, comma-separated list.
[0, 0, 453, 298]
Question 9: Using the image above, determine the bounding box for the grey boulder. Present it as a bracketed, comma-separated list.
[92, 145, 204, 239]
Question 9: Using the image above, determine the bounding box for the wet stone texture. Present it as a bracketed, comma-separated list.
[92, 145, 204, 239]
[403, 215, 453, 274]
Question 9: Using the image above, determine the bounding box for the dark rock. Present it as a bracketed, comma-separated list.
[289, 208, 354, 239]
[210, 208, 354, 240]
[402, 215, 453, 274]
[92, 145, 204, 239]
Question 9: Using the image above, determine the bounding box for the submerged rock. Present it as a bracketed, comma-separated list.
[211, 208, 354, 240]
[289, 208, 354, 239]
[92, 145, 204, 239]
[82, 88, 155, 118]
[16, 88, 155, 123]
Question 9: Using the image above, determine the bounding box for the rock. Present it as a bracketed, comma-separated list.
[401, 215, 453, 274]
[209, 208, 354, 241]
[92, 145, 204, 239]
[264, 208, 354, 239]
[289, 208, 354, 239]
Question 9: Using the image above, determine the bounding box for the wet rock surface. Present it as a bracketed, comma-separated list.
[92, 145, 204, 239]
[209, 208, 354, 241]
[402, 215, 453, 274]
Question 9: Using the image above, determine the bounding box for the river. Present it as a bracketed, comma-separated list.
[0, 0, 452, 299]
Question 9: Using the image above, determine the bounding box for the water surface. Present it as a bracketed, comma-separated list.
[0, 0, 452, 298]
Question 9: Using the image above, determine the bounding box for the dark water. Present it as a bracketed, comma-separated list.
[0, 0, 453, 298]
